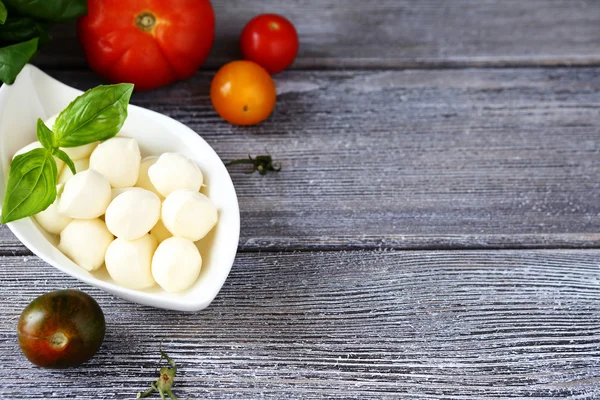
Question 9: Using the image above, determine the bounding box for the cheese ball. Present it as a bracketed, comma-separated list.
[58, 169, 112, 219]
[150, 218, 172, 244]
[161, 190, 218, 241]
[58, 158, 90, 184]
[152, 237, 202, 293]
[105, 234, 157, 290]
[148, 153, 203, 197]
[34, 184, 72, 235]
[136, 156, 162, 198]
[59, 219, 114, 271]
[13, 141, 65, 173]
[45, 114, 99, 161]
[89, 137, 141, 188]
[61, 142, 99, 161]
[110, 187, 137, 201]
[105, 188, 161, 240]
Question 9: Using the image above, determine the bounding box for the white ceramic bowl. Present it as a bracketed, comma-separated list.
[0, 65, 240, 312]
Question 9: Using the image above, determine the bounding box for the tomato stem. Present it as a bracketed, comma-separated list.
[137, 385, 156, 399]
[135, 12, 157, 33]
[165, 388, 178, 400]
[49, 332, 68, 350]
[226, 154, 282, 175]
[137, 346, 179, 399]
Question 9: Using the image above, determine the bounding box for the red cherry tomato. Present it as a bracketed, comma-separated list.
[240, 14, 299, 74]
[18, 290, 105, 368]
[78, 0, 215, 91]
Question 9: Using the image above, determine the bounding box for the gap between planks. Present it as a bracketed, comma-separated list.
[38, 59, 600, 74]
[3, 235, 600, 257]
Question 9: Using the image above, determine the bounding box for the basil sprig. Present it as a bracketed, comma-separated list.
[53, 148, 75, 175]
[1, 83, 134, 224]
[0, 0, 87, 84]
[2, 0, 87, 22]
[0, 37, 37, 84]
[36, 118, 75, 175]
[0, 1, 7, 25]
[54, 84, 134, 147]
[1, 148, 56, 224]
[36, 118, 53, 149]
[0, 17, 50, 45]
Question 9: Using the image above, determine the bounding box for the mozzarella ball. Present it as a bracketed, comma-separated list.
[13, 141, 65, 173]
[105, 188, 161, 240]
[152, 237, 202, 292]
[110, 187, 137, 201]
[150, 218, 172, 244]
[161, 190, 218, 241]
[58, 158, 90, 184]
[58, 169, 112, 219]
[44, 114, 100, 161]
[62, 142, 99, 161]
[89, 137, 141, 188]
[59, 219, 114, 271]
[34, 184, 72, 234]
[105, 234, 157, 290]
[136, 156, 163, 198]
[148, 153, 203, 197]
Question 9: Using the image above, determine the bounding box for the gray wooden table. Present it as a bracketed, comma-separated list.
[2, 1, 600, 399]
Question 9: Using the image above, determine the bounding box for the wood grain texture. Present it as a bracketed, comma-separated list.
[3, 2, 599, 399]
[0, 250, 599, 399]
[1, 67, 599, 251]
[34, 0, 600, 70]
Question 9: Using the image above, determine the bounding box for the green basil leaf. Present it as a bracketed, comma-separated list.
[53, 148, 75, 175]
[1, 147, 57, 224]
[0, 1, 7, 24]
[0, 17, 48, 44]
[0, 36, 37, 84]
[2, 0, 87, 22]
[54, 83, 134, 148]
[36, 118, 54, 149]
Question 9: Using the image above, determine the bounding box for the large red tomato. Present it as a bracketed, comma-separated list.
[78, 0, 215, 90]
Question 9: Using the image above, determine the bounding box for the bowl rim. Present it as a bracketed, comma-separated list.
[2, 65, 240, 312]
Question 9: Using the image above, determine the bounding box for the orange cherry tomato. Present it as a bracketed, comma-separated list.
[210, 61, 276, 126]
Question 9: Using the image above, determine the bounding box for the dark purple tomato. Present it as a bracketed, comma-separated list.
[18, 290, 105, 368]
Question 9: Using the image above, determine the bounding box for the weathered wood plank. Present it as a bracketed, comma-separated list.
[35, 0, 600, 70]
[0, 250, 599, 399]
[2, 67, 599, 251]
